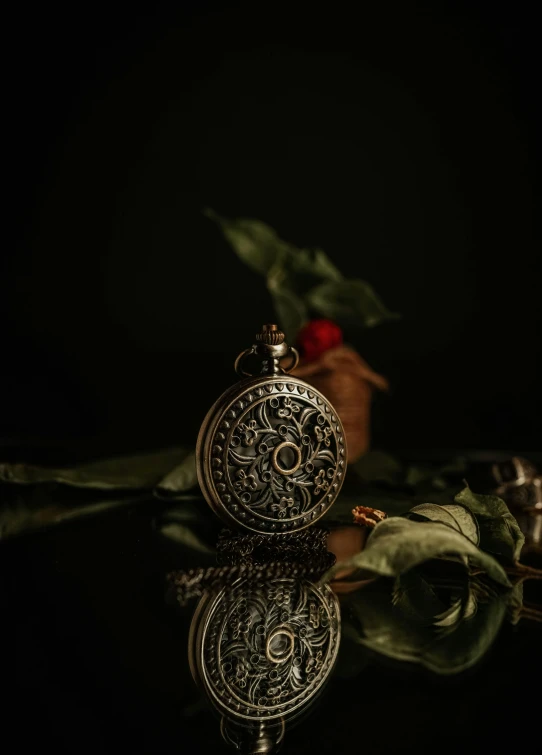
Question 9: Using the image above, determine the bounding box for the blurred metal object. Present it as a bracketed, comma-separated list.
[196, 325, 347, 535]
[492, 457, 538, 492]
[490, 457, 542, 552]
[504, 477, 542, 550]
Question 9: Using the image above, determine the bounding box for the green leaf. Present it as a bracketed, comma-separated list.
[454, 486, 525, 563]
[158, 522, 215, 555]
[0, 448, 198, 539]
[506, 582, 524, 625]
[322, 517, 510, 587]
[0, 447, 193, 491]
[432, 587, 478, 628]
[205, 209, 286, 276]
[206, 209, 343, 287]
[207, 210, 347, 339]
[290, 247, 343, 283]
[267, 261, 309, 342]
[305, 279, 400, 328]
[155, 452, 197, 497]
[407, 502, 480, 545]
[206, 210, 400, 335]
[391, 568, 448, 624]
[154, 502, 219, 561]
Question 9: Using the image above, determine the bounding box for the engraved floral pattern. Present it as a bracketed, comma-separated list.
[313, 468, 329, 496]
[237, 419, 258, 446]
[201, 578, 340, 720]
[314, 425, 332, 446]
[234, 469, 258, 492]
[211, 385, 345, 531]
[276, 396, 301, 418]
[271, 496, 295, 518]
[267, 584, 291, 605]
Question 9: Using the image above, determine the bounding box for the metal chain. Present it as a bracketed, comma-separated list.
[167, 528, 335, 607]
[216, 527, 330, 564]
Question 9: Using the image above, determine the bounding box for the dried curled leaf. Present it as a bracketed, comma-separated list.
[322, 516, 510, 587]
[267, 262, 309, 341]
[454, 486, 525, 563]
[407, 502, 480, 545]
[342, 574, 510, 674]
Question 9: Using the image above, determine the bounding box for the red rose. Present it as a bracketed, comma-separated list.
[296, 319, 343, 362]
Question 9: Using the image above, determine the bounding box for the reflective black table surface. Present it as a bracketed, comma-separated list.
[2, 493, 540, 755]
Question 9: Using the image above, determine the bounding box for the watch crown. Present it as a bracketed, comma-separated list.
[255, 324, 285, 346]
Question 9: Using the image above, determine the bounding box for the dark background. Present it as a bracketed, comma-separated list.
[3, 0, 541, 463]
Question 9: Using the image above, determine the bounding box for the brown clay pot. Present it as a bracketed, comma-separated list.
[291, 345, 388, 463]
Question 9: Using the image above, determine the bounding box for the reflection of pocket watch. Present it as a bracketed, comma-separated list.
[188, 573, 340, 752]
[197, 324, 347, 535]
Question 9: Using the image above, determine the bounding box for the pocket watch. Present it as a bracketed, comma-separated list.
[188, 571, 340, 750]
[196, 324, 347, 534]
